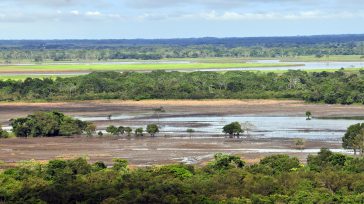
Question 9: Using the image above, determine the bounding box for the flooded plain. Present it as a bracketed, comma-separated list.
[77, 115, 362, 141]
[0, 100, 363, 166]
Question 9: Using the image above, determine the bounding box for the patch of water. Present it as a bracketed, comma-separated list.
[147, 116, 363, 140]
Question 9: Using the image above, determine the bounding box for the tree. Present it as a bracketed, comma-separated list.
[106, 125, 119, 136]
[118, 126, 125, 135]
[146, 124, 159, 137]
[186, 128, 195, 137]
[135, 128, 144, 136]
[306, 111, 312, 120]
[85, 123, 96, 137]
[342, 123, 364, 155]
[0, 126, 9, 138]
[124, 127, 132, 136]
[97, 131, 103, 137]
[223, 122, 243, 137]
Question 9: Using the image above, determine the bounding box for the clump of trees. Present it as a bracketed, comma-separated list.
[10, 111, 95, 137]
[0, 70, 363, 105]
[2, 149, 364, 203]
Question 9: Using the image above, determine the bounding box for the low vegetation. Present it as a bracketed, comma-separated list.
[0, 70, 363, 104]
[1, 149, 364, 203]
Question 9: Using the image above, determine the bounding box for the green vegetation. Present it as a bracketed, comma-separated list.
[342, 123, 364, 155]
[106, 125, 122, 136]
[0, 62, 295, 72]
[10, 111, 94, 137]
[1, 70, 363, 104]
[135, 128, 144, 136]
[223, 122, 243, 137]
[125, 127, 133, 136]
[1, 150, 364, 203]
[0, 126, 9, 138]
[186, 128, 195, 137]
[146, 124, 159, 137]
[306, 111, 312, 120]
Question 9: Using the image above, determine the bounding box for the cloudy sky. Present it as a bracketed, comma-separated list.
[0, 0, 363, 39]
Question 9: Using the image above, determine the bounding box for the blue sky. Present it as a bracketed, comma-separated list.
[0, 0, 363, 39]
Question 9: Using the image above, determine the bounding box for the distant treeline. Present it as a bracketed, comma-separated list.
[0, 70, 363, 104]
[0, 34, 364, 61]
[2, 149, 364, 203]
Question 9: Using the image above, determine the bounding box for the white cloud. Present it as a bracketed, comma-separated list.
[71, 10, 80, 15]
[85, 11, 102, 17]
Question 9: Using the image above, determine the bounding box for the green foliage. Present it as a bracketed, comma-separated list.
[124, 127, 132, 136]
[257, 155, 301, 174]
[208, 153, 245, 171]
[10, 111, 92, 137]
[146, 124, 159, 137]
[0, 70, 363, 104]
[0, 126, 9, 138]
[306, 111, 312, 120]
[135, 128, 144, 136]
[342, 123, 364, 155]
[223, 122, 243, 136]
[106, 125, 119, 136]
[307, 148, 349, 171]
[112, 158, 128, 172]
[84, 122, 96, 136]
[1, 153, 364, 203]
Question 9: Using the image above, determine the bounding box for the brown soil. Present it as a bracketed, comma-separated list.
[0, 136, 341, 168]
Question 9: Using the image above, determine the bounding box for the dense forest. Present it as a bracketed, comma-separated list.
[0, 70, 363, 104]
[1, 149, 364, 203]
[0, 35, 364, 62]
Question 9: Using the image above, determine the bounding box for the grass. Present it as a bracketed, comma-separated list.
[0, 62, 297, 73]
[315, 116, 364, 120]
[0, 75, 77, 80]
[282, 55, 364, 62]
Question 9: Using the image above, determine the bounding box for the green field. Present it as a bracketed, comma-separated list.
[0, 62, 298, 72]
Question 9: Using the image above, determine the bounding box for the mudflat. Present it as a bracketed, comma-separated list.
[1, 99, 364, 125]
[0, 99, 362, 167]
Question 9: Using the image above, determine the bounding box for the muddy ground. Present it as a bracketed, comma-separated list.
[0, 99, 362, 167]
[0, 136, 342, 168]
[1, 99, 364, 125]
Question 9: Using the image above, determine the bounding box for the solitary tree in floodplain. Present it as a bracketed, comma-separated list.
[306, 111, 312, 120]
[147, 124, 159, 137]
